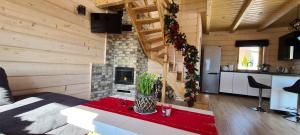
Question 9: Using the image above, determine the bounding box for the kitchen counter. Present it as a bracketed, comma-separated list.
[221, 70, 300, 76]
[219, 72, 272, 97]
[270, 75, 299, 113]
[219, 71, 300, 112]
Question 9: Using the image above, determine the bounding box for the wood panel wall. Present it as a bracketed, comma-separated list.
[177, 0, 204, 49]
[202, 27, 293, 71]
[294, 61, 300, 73]
[148, 0, 204, 74]
[0, 0, 106, 99]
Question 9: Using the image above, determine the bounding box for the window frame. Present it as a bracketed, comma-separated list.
[237, 46, 263, 71]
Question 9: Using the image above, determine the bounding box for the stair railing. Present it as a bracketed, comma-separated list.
[154, 0, 171, 102]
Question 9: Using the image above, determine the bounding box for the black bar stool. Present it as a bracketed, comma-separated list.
[283, 79, 300, 123]
[247, 76, 271, 112]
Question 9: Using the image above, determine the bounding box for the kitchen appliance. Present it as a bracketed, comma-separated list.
[221, 65, 234, 71]
[228, 65, 234, 71]
[201, 46, 222, 93]
[258, 64, 271, 72]
[276, 66, 290, 74]
[221, 65, 229, 71]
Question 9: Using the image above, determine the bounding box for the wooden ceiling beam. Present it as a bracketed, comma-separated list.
[230, 0, 255, 32]
[94, 0, 135, 9]
[258, 0, 300, 31]
[94, 0, 124, 8]
[205, 0, 212, 34]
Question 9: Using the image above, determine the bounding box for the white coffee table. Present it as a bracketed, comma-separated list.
[61, 95, 214, 135]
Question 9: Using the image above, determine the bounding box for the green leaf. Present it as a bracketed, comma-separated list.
[137, 72, 158, 96]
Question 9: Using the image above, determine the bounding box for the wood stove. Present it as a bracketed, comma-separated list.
[115, 67, 134, 85]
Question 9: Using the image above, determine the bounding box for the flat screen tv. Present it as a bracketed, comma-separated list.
[278, 31, 300, 60]
[91, 13, 122, 34]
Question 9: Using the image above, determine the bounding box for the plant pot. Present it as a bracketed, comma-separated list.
[135, 92, 157, 114]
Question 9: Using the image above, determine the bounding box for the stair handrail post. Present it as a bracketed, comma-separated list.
[155, 0, 170, 103]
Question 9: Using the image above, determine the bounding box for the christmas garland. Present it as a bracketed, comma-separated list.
[164, 1, 200, 107]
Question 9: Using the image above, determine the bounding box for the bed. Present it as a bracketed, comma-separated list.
[0, 92, 89, 135]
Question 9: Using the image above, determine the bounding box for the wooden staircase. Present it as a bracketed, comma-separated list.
[125, 0, 185, 102]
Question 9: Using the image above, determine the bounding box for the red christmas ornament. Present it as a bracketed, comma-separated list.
[170, 22, 179, 32]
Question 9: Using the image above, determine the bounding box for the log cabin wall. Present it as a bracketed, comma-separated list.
[176, 0, 204, 73]
[0, 0, 106, 99]
[294, 61, 300, 73]
[177, 0, 205, 48]
[202, 27, 294, 72]
[148, 0, 205, 74]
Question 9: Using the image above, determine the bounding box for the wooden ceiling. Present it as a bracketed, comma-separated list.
[92, 0, 300, 32]
[206, 0, 300, 32]
[271, 6, 298, 28]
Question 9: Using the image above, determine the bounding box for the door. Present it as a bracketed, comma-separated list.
[202, 46, 221, 93]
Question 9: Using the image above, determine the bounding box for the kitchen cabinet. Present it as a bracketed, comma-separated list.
[219, 72, 271, 98]
[220, 72, 233, 93]
[233, 73, 248, 95]
[219, 72, 300, 112]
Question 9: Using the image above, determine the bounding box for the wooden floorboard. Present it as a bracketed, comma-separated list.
[209, 94, 300, 135]
[170, 94, 300, 135]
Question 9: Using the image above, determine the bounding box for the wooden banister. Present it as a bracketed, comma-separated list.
[125, 0, 184, 102]
[155, 0, 171, 103]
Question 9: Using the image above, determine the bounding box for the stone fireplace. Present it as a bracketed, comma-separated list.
[115, 67, 134, 85]
[91, 12, 148, 100]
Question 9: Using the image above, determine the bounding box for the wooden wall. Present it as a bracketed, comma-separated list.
[202, 27, 293, 71]
[148, 0, 204, 74]
[177, 0, 204, 48]
[294, 61, 300, 73]
[0, 0, 106, 99]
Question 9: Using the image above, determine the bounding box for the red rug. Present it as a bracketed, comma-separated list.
[82, 97, 218, 135]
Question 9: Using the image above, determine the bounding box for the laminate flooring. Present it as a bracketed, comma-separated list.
[208, 94, 300, 135]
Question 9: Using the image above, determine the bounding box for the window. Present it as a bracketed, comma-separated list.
[238, 47, 260, 70]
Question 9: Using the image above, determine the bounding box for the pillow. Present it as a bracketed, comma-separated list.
[0, 87, 12, 106]
[0, 67, 13, 106]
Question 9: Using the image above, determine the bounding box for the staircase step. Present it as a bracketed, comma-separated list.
[158, 49, 167, 57]
[150, 44, 165, 51]
[141, 28, 162, 35]
[136, 18, 160, 25]
[155, 57, 164, 65]
[146, 36, 163, 44]
[132, 5, 158, 13]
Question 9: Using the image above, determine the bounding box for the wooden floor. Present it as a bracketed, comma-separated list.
[206, 94, 300, 135]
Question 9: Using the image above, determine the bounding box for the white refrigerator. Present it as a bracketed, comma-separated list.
[201, 46, 222, 93]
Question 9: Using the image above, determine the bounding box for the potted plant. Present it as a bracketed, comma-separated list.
[135, 72, 157, 114]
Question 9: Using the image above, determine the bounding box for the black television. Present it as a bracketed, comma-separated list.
[91, 13, 122, 34]
[278, 31, 300, 60]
